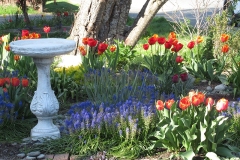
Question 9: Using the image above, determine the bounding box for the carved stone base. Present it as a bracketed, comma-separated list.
[31, 117, 60, 141]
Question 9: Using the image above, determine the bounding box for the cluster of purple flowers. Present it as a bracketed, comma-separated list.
[64, 97, 159, 140]
[0, 91, 15, 125]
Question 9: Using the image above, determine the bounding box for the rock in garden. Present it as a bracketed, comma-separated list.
[206, 86, 212, 91]
[27, 151, 41, 157]
[25, 156, 36, 160]
[37, 154, 45, 159]
[214, 84, 227, 91]
[17, 153, 25, 158]
[22, 137, 31, 142]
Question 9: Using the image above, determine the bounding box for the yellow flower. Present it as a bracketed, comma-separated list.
[1, 35, 9, 43]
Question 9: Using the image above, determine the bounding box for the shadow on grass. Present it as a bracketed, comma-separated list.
[44, 1, 79, 13]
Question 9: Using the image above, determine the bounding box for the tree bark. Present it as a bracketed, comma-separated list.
[125, 0, 168, 47]
[69, 0, 131, 55]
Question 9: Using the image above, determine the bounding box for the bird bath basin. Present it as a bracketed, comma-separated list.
[10, 38, 76, 140]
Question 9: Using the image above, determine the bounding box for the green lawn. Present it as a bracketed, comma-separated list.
[0, 0, 79, 15]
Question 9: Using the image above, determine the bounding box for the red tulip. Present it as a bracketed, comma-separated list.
[4, 77, 10, 84]
[157, 37, 166, 45]
[11, 77, 20, 87]
[179, 96, 191, 110]
[171, 43, 183, 52]
[22, 30, 29, 37]
[43, 26, 51, 33]
[165, 99, 175, 109]
[0, 78, 5, 87]
[98, 43, 108, 53]
[176, 56, 184, 63]
[216, 98, 228, 112]
[156, 100, 164, 111]
[180, 72, 188, 81]
[187, 41, 195, 49]
[63, 11, 69, 17]
[143, 43, 149, 50]
[21, 78, 29, 87]
[172, 74, 179, 83]
[87, 38, 98, 47]
[148, 36, 157, 45]
[164, 41, 172, 49]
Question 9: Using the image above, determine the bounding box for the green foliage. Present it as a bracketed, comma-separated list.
[228, 55, 240, 98]
[51, 66, 83, 104]
[144, 17, 174, 38]
[44, 0, 79, 13]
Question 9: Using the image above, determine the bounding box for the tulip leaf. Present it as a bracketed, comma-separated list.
[216, 147, 235, 158]
[200, 122, 207, 142]
[179, 150, 195, 160]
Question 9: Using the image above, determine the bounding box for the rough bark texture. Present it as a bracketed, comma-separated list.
[69, 0, 131, 55]
[125, 0, 168, 47]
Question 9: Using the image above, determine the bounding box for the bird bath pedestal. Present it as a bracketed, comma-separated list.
[10, 38, 76, 140]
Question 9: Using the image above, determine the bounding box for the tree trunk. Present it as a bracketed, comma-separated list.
[125, 0, 168, 47]
[69, 0, 131, 55]
[19, 0, 32, 28]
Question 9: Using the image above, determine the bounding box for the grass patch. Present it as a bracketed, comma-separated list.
[0, 5, 39, 15]
[44, 0, 79, 13]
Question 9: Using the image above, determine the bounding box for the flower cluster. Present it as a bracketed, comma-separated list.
[220, 33, 230, 53]
[78, 37, 116, 56]
[156, 91, 228, 112]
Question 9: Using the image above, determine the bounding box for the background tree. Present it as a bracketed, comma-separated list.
[69, 0, 168, 55]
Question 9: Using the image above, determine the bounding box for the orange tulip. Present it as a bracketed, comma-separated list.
[82, 37, 88, 45]
[168, 32, 176, 40]
[14, 55, 20, 61]
[192, 95, 201, 106]
[179, 96, 191, 110]
[156, 100, 164, 111]
[196, 36, 203, 44]
[78, 46, 87, 56]
[165, 99, 175, 109]
[5, 45, 10, 51]
[220, 33, 230, 43]
[110, 45, 116, 52]
[221, 44, 229, 53]
[196, 92, 205, 103]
